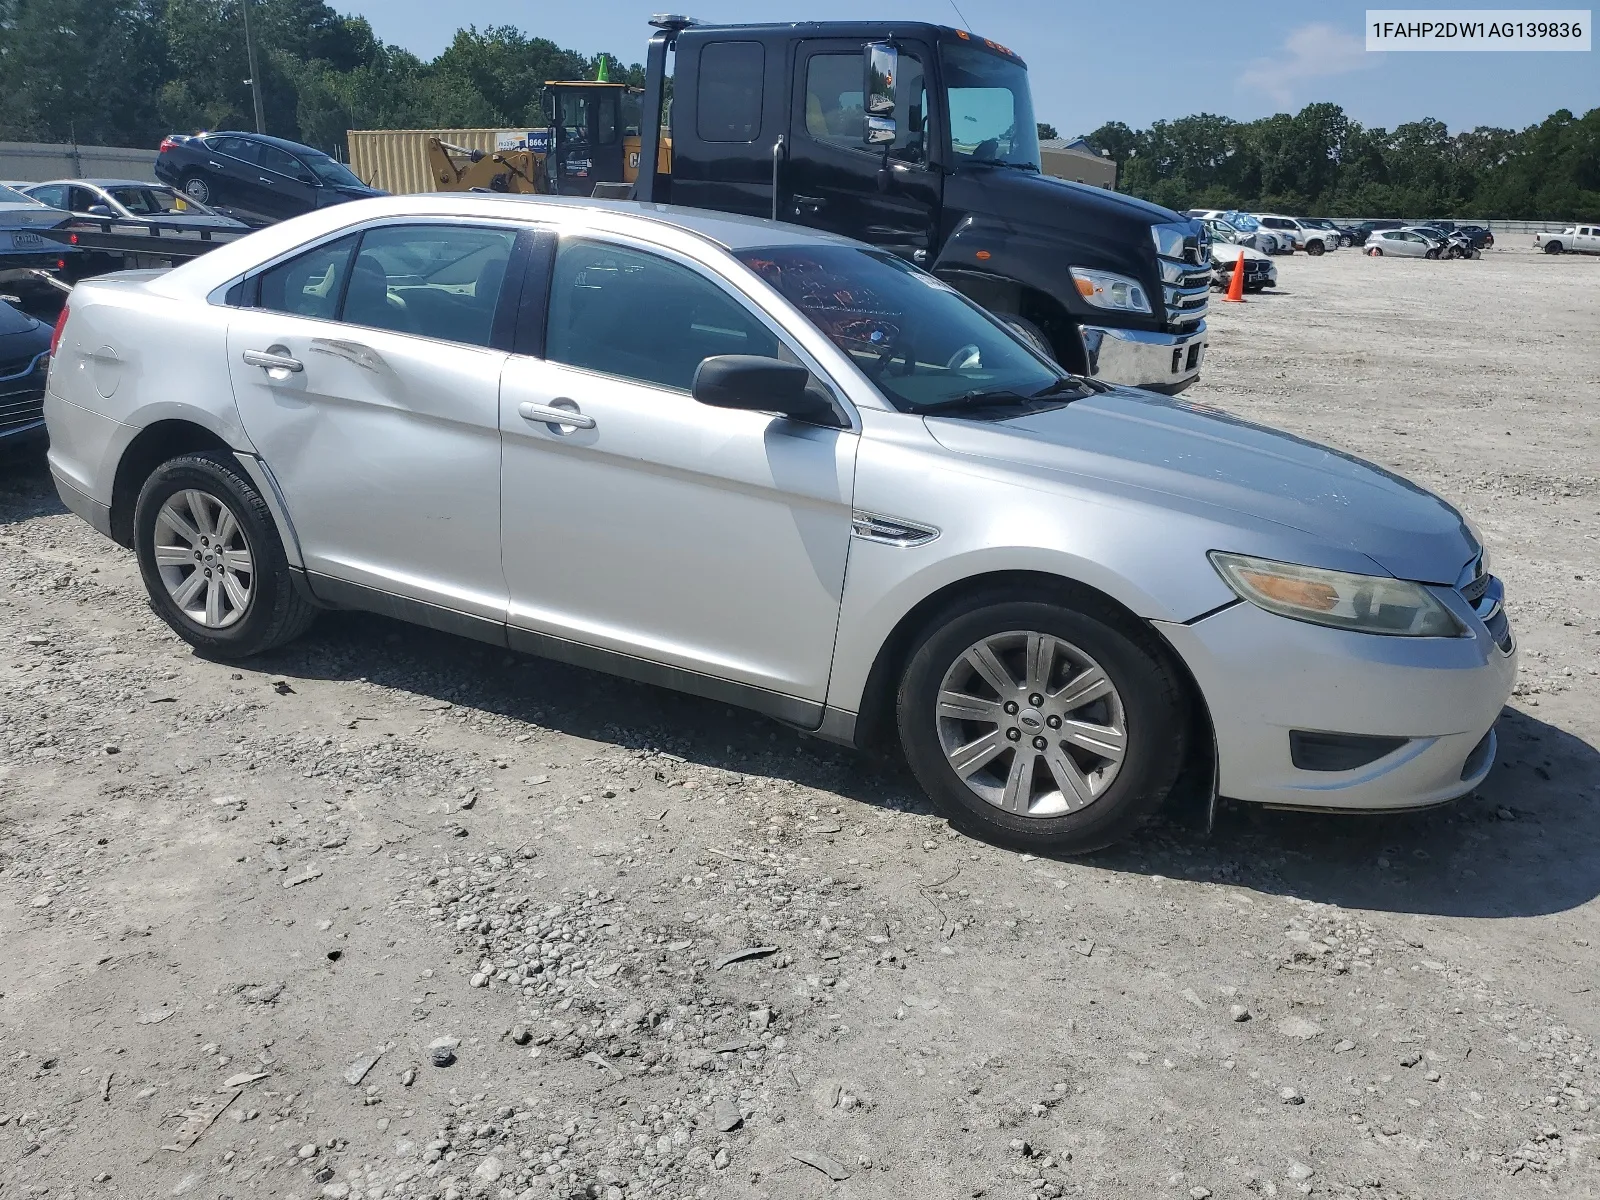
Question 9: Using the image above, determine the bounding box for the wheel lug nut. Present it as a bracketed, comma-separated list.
[1005, 728, 1021, 742]
[1029, 693, 1044, 707]
[1046, 715, 1062, 729]
[1032, 736, 1048, 751]
[1003, 701, 1019, 715]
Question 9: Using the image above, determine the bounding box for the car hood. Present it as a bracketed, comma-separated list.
[331, 184, 386, 200]
[0, 300, 44, 339]
[923, 389, 1477, 585]
[1213, 244, 1271, 263]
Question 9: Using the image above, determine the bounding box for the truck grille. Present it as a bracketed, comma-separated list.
[0, 351, 48, 437]
[1152, 222, 1211, 329]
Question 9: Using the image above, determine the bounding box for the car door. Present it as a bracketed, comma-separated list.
[254, 144, 324, 219]
[198, 136, 265, 214]
[784, 39, 942, 263]
[226, 220, 524, 621]
[498, 232, 859, 716]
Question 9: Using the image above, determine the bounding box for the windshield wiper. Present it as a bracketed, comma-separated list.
[964, 160, 1040, 173]
[906, 375, 1092, 415]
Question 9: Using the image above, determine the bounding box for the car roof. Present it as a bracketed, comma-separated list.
[29, 179, 163, 190]
[201, 131, 329, 156]
[401, 193, 872, 251]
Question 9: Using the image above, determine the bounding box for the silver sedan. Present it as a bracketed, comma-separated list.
[44, 196, 1515, 852]
[1364, 229, 1443, 258]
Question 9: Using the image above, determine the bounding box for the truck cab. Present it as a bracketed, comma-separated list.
[636, 18, 1210, 391]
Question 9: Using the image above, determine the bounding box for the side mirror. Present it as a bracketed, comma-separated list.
[86, 204, 113, 218]
[865, 42, 898, 117]
[865, 116, 897, 147]
[692, 355, 843, 426]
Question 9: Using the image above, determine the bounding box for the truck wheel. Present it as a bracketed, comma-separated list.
[133, 451, 317, 660]
[1001, 316, 1057, 364]
[1543, 241, 1563, 254]
[895, 592, 1189, 853]
[1306, 240, 1325, 256]
[180, 174, 212, 205]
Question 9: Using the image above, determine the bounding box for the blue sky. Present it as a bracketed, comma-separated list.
[347, 0, 1597, 134]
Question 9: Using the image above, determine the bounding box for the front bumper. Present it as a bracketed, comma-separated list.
[1154, 591, 1517, 811]
[1082, 320, 1206, 394]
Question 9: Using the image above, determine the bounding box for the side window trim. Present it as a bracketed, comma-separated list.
[513, 228, 557, 359]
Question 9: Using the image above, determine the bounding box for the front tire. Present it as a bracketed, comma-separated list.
[1306, 240, 1325, 256]
[1425, 246, 1441, 259]
[1001, 315, 1058, 365]
[896, 593, 1189, 853]
[134, 451, 317, 659]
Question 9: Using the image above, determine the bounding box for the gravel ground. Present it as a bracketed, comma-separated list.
[2, 247, 1597, 1200]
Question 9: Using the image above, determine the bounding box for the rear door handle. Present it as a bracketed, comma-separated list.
[242, 348, 303, 373]
[259, 177, 275, 185]
[793, 194, 826, 212]
[518, 400, 595, 431]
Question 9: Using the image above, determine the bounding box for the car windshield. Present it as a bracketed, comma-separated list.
[108, 185, 217, 216]
[736, 244, 1072, 413]
[1222, 210, 1261, 231]
[304, 155, 364, 187]
[940, 40, 1040, 171]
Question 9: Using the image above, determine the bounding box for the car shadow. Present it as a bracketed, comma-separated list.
[5, 453, 1593, 922]
[248, 610, 1600, 922]
[0, 442, 64, 526]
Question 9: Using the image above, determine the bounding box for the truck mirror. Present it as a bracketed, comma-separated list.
[865, 116, 897, 147]
[865, 42, 898, 118]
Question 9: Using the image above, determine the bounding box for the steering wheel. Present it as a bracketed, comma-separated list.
[946, 344, 982, 371]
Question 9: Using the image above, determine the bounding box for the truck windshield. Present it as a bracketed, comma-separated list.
[940, 41, 1040, 171]
[737, 244, 1070, 413]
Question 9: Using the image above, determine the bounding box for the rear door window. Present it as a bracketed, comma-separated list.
[342, 225, 517, 347]
[697, 41, 765, 143]
[256, 233, 359, 319]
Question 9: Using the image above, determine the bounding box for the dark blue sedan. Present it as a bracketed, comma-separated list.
[154, 131, 385, 226]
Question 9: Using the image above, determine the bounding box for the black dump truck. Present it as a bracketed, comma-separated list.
[632, 16, 1211, 392]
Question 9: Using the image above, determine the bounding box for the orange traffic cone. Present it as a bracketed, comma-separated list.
[1221, 250, 1246, 302]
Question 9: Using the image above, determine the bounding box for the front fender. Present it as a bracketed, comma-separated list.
[825, 411, 1257, 715]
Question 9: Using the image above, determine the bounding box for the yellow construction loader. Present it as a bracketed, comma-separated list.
[425, 79, 671, 198]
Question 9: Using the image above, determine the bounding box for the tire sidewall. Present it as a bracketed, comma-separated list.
[181, 174, 211, 205]
[133, 452, 292, 657]
[897, 598, 1188, 853]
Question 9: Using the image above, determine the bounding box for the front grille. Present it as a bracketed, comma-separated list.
[0, 351, 47, 435]
[1162, 265, 1211, 326]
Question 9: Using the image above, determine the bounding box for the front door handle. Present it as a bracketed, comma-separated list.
[518, 399, 595, 431]
[793, 194, 826, 213]
[241, 348, 303, 373]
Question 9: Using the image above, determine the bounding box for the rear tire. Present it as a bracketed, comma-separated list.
[180, 174, 212, 206]
[896, 592, 1189, 853]
[1544, 241, 1563, 254]
[1368, 247, 1382, 256]
[134, 451, 317, 660]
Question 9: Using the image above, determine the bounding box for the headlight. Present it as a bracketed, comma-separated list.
[1209, 552, 1466, 637]
[1070, 267, 1151, 314]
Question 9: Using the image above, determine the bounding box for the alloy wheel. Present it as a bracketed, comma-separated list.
[153, 489, 254, 628]
[935, 630, 1127, 818]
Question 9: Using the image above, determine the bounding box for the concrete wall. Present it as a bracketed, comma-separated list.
[0, 141, 157, 183]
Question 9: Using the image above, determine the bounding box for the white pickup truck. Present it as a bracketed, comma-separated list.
[1534, 224, 1600, 255]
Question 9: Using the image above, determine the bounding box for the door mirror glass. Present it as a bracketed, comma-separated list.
[865, 42, 898, 117]
[692, 355, 841, 425]
[865, 115, 897, 146]
[86, 204, 113, 218]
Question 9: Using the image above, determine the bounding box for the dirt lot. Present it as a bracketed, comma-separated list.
[2, 248, 1597, 1200]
